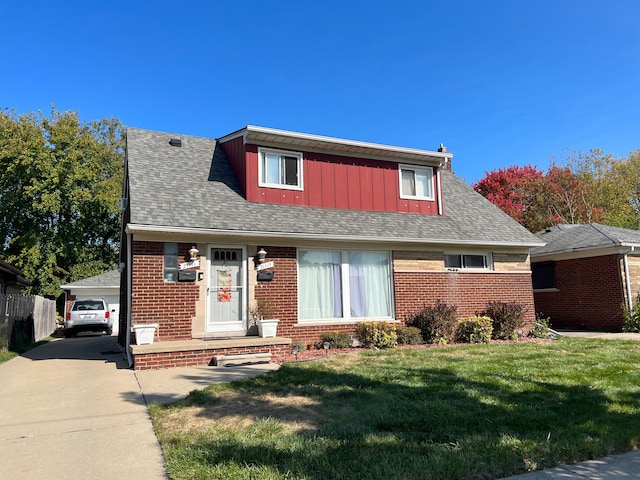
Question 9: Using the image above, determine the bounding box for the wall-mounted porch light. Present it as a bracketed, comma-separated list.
[189, 246, 199, 261]
[257, 248, 267, 263]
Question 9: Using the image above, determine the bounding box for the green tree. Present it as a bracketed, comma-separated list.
[0, 107, 124, 298]
[611, 149, 640, 229]
[560, 148, 636, 229]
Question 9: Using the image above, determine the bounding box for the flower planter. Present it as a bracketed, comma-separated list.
[133, 324, 158, 345]
[257, 319, 279, 338]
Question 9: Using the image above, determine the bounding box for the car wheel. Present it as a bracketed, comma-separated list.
[105, 328, 113, 336]
[64, 329, 75, 338]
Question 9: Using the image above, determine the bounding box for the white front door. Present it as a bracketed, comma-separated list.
[207, 247, 246, 334]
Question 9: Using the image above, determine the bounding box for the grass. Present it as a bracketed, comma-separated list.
[149, 338, 640, 480]
[0, 337, 54, 364]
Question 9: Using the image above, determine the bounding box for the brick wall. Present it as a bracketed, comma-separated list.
[131, 241, 200, 340]
[253, 246, 300, 337]
[394, 271, 536, 328]
[64, 293, 76, 320]
[127, 242, 538, 349]
[534, 254, 625, 330]
[255, 246, 537, 344]
[133, 344, 291, 370]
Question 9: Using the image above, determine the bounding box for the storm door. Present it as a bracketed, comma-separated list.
[207, 247, 246, 333]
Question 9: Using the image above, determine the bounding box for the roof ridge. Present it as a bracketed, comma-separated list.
[589, 224, 617, 246]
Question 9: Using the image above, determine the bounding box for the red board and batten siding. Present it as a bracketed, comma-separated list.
[222, 136, 247, 194]
[220, 141, 441, 214]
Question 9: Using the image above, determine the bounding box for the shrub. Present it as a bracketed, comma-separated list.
[396, 326, 423, 345]
[319, 330, 351, 348]
[406, 301, 458, 344]
[530, 313, 552, 338]
[482, 301, 525, 340]
[622, 294, 640, 333]
[355, 322, 397, 349]
[455, 316, 493, 343]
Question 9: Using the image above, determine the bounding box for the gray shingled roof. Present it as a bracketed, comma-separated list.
[531, 223, 640, 257]
[60, 270, 120, 289]
[125, 127, 542, 247]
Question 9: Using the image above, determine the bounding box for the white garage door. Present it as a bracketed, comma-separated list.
[101, 296, 120, 334]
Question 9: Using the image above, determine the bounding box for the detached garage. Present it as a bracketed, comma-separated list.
[61, 270, 120, 334]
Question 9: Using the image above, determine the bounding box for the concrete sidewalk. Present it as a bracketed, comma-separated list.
[0, 335, 167, 480]
[135, 361, 280, 405]
[0, 334, 280, 479]
[500, 450, 640, 479]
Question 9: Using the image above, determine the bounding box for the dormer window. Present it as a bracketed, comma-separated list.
[399, 164, 434, 200]
[258, 147, 303, 190]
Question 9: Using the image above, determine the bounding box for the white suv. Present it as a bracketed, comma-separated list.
[65, 299, 114, 337]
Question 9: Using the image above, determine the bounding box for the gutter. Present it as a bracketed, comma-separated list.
[624, 247, 635, 309]
[125, 231, 133, 367]
[125, 223, 545, 249]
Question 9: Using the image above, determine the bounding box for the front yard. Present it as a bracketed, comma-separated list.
[150, 338, 640, 480]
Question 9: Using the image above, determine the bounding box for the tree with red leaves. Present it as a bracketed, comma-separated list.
[473, 165, 547, 231]
[474, 164, 601, 232]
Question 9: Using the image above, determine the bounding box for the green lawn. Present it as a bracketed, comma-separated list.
[150, 338, 640, 480]
[0, 337, 54, 364]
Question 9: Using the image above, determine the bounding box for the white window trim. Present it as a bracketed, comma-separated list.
[296, 249, 395, 324]
[258, 147, 304, 191]
[444, 252, 493, 271]
[399, 164, 435, 201]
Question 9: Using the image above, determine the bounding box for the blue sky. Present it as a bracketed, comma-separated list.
[2, 1, 639, 183]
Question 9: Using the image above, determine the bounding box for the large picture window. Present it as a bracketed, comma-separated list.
[259, 148, 303, 190]
[298, 250, 392, 321]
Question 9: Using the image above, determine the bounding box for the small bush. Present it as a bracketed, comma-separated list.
[482, 301, 525, 340]
[355, 322, 397, 349]
[396, 326, 423, 345]
[455, 316, 493, 343]
[406, 301, 458, 344]
[319, 330, 351, 348]
[530, 313, 551, 338]
[622, 294, 640, 333]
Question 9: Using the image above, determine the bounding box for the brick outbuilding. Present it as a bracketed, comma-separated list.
[531, 223, 640, 330]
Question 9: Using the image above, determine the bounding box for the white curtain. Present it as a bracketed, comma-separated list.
[415, 170, 431, 197]
[348, 252, 391, 318]
[298, 251, 342, 319]
[263, 153, 280, 184]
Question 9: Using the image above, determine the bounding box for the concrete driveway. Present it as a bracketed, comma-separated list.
[0, 335, 167, 480]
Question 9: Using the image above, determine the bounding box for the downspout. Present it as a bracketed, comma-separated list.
[125, 232, 133, 367]
[623, 247, 634, 309]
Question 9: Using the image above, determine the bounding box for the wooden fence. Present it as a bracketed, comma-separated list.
[0, 295, 56, 350]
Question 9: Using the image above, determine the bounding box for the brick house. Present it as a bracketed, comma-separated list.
[119, 126, 542, 369]
[531, 223, 640, 330]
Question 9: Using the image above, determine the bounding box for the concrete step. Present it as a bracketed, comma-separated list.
[213, 352, 272, 367]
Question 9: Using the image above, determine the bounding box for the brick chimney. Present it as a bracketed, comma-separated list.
[438, 144, 452, 171]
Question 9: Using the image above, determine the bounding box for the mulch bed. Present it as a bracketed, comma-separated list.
[272, 337, 550, 364]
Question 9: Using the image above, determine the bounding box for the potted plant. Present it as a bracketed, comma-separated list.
[249, 299, 279, 338]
